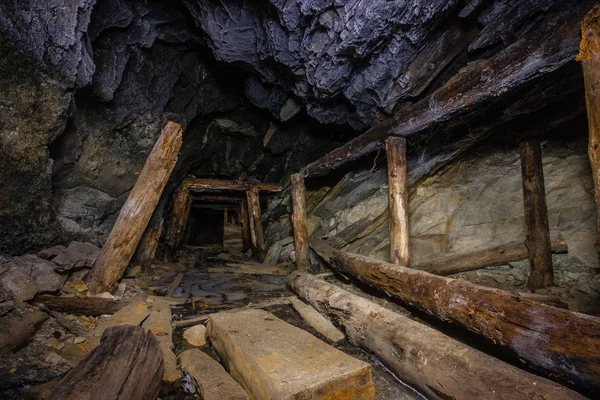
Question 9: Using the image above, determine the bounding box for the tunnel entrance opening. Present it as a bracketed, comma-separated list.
[184, 205, 225, 247]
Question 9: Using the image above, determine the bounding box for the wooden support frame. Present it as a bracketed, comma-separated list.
[87, 121, 182, 294]
[578, 5, 600, 253]
[385, 137, 410, 266]
[291, 173, 310, 270]
[309, 237, 600, 392]
[520, 139, 553, 290]
[246, 187, 266, 261]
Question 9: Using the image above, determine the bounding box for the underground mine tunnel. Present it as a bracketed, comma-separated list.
[1, 0, 600, 399]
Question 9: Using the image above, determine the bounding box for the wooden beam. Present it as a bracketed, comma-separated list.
[385, 137, 410, 266]
[578, 5, 600, 252]
[33, 296, 133, 316]
[309, 237, 600, 392]
[130, 218, 163, 274]
[191, 195, 244, 203]
[164, 180, 192, 255]
[239, 198, 252, 252]
[290, 273, 585, 400]
[246, 188, 265, 261]
[87, 121, 182, 294]
[291, 173, 310, 271]
[414, 233, 567, 276]
[188, 179, 282, 193]
[520, 139, 554, 290]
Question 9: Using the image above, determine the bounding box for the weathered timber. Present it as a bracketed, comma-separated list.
[290, 297, 345, 343]
[291, 173, 310, 270]
[301, 10, 589, 179]
[130, 218, 163, 274]
[188, 179, 282, 193]
[579, 5, 600, 252]
[414, 233, 567, 275]
[33, 295, 133, 316]
[246, 187, 265, 261]
[310, 237, 600, 392]
[520, 139, 553, 289]
[87, 122, 182, 293]
[191, 195, 244, 202]
[165, 180, 192, 255]
[385, 137, 410, 266]
[240, 199, 252, 252]
[47, 325, 164, 400]
[290, 273, 585, 400]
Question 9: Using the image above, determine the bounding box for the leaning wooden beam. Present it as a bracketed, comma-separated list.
[520, 139, 554, 289]
[578, 5, 600, 252]
[188, 179, 282, 193]
[130, 218, 163, 274]
[47, 325, 164, 400]
[385, 137, 410, 266]
[164, 181, 192, 256]
[414, 233, 567, 276]
[246, 188, 265, 261]
[309, 237, 600, 392]
[291, 173, 310, 270]
[87, 121, 182, 294]
[290, 273, 584, 400]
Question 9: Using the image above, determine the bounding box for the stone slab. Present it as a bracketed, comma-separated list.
[207, 309, 375, 400]
[179, 349, 249, 400]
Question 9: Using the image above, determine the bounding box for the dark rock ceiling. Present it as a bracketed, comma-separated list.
[0, 0, 595, 254]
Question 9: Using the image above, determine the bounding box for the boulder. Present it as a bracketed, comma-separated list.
[0, 255, 62, 301]
[37, 245, 67, 260]
[0, 303, 48, 352]
[183, 324, 207, 347]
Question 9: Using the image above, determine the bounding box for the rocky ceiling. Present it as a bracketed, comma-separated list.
[0, 0, 595, 255]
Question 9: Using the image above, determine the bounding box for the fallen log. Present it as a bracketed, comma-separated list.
[310, 237, 600, 392]
[289, 273, 585, 400]
[47, 325, 164, 400]
[579, 5, 600, 252]
[33, 295, 133, 316]
[413, 233, 567, 275]
[87, 121, 183, 294]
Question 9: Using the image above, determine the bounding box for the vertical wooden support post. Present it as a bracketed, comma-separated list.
[164, 182, 192, 259]
[87, 121, 183, 294]
[578, 5, 600, 253]
[385, 137, 410, 266]
[224, 207, 229, 226]
[130, 218, 163, 275]
[246, 187, 265, 261]
[520, 139, 553, 290]
[240, 200, 252, 252]
[291, 173, 310, 270]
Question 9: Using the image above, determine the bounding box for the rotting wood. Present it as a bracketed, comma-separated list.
[309, 237, 600, 392]
[290, 297, 344, 343]
[130, 218, 163, 274]
[413, 233, 567, 275]
[291, 173, 310, 271]
[289, 273, 585, 400]
[385, 137, 410, 266]
[188, 179, 283, 193]
[47, 325, 164, 400]
[165, 180, 193, 256]
[33, 295, 134, 316]
[578, 5, 600, 253]
[520, 139, 553, 290]
[87, 121, 182, 294]
[246, 187, 265, 261]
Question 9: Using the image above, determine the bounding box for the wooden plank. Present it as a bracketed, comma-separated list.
[414, 233, 567, 275]
[309, 237, 600, 392]
[520, 139, 553, 289]
[578, 5, 600, 252]
[385, 137, 410, 266]
[246, 188, 265, 261]
[32, 295, 134, 316]
[47, 326, 164, 400]
[290, 273, 585, 400]
[87, 121, 182, 294]
[291, 173, 310, 270]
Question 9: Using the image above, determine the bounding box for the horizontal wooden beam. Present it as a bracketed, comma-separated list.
[414, 233, 567, 276]
[309, 237, 600, 392]
[186, 178, 282, 193]
[190, 195, 244, 203]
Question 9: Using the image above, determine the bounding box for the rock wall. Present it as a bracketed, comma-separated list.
[266, 137, 598, 269]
